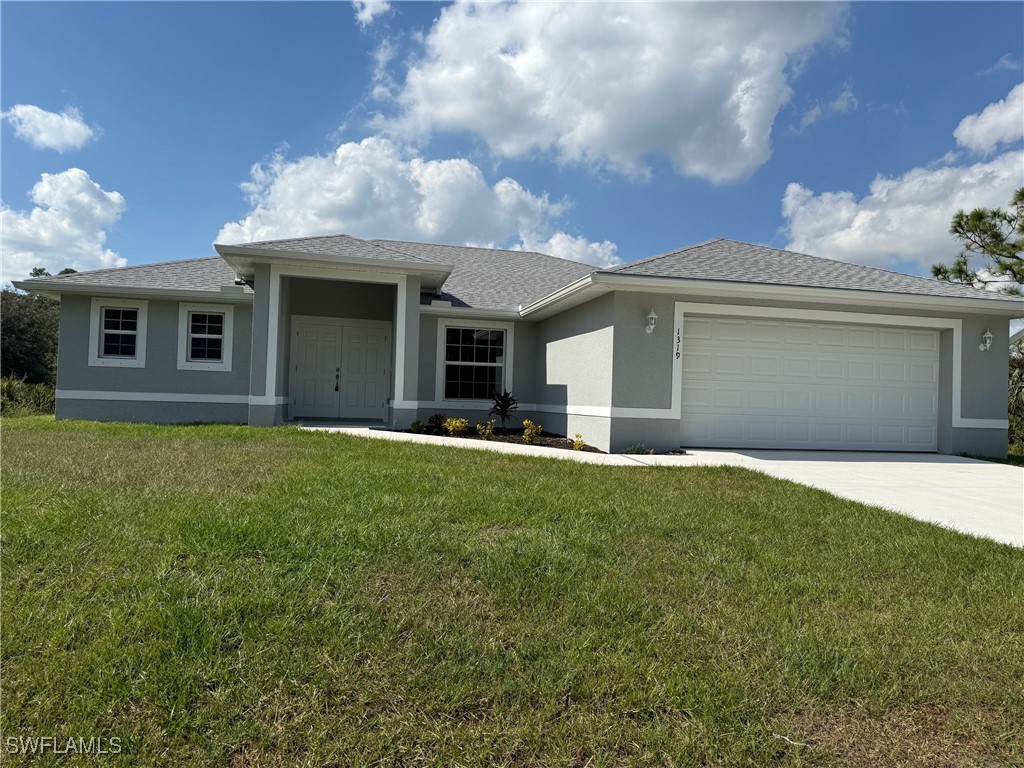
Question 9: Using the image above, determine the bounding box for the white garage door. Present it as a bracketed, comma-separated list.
[680, 316, 940, 451]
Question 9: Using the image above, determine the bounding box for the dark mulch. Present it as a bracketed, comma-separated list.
[400, 427, 606, 453]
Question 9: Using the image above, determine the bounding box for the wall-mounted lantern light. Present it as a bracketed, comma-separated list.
[979, 329, 993, 352]
[645, 309, 658, 335]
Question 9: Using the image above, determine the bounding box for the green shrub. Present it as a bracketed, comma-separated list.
[0, 378, 55, 417]
[477, 419, 495, 440]
[522, 419, 542, 445]
[623, 442, 653, 455]
[1009, 350, 1024, 445]
[427, 413, 447, 434]
[443, 417, 469, 437]
[409, 420, 426, 434]
[572, 433, 586, 451]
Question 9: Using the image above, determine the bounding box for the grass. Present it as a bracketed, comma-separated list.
[2, 417, 1023, 767]
[1007, 443, 1024, 467]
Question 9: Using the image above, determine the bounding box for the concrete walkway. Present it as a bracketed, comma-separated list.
[304, 427, 1024, 547]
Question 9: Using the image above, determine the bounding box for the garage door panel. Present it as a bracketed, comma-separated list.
[715, 354, 747, 375]
[879, 330, 908, 349]
[750, 322, 782, 343]
[681, 317, 939, 451]
[717, 319, 749, 341]
[686, 318, 713, 340]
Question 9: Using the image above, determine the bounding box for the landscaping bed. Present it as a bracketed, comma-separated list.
[400, 424, 606, 453]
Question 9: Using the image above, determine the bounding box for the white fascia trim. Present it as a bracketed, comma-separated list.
[216, 244, 452, 280]
[13, 282, 253, 303]
[434, 318, 515, 404]
[518, 273, 599, 316]
[177, 302, 235, 372]
[88, 297, 149, 368]
[597, 274, 1024, 316]
[674, 302, 1008, 430]
[419, 304, 521, 320]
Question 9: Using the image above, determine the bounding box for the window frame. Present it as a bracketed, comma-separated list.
[177, 302, 234, 372]
[435, 318, 514, 403]
[88, 297, 149, 368]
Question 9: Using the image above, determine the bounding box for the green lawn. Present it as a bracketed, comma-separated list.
[2, 417, 1022, 767]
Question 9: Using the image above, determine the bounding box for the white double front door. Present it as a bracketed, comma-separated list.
[290, 316, 391, 420]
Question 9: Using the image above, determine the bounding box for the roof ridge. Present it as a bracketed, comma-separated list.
[714, 237, 999, 297]
[371, 238, 593, 270]
[21, 255, 224, 282]
[601, 238, 723, 273]
[228, 233, 436, 264]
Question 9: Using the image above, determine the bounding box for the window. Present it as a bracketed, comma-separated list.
[188, 312, 224, 361]
[177, 303, 234, 371]
[89, 298, 148, 368]
[102, 307, 138, 357]
[437, 320, 514, 401]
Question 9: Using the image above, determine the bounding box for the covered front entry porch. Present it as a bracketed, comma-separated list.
[238, 261, 426, 429]
[289, 314, 392, 422]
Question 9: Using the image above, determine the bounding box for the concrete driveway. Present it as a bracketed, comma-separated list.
[661, 450, 1024, 548]
[305, 427, 1024, 547]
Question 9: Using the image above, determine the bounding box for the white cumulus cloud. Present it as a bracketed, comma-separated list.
[352, 0, 390, 27]
[216, 137, 618, 267]
[1, 168, 126, 282]
[1, 104, 97, 152]
[782, 84, 1024, 274]
[781, 150, 1023, 272]
[954, 82, 1024, 155]
[378, 2, 847, 183]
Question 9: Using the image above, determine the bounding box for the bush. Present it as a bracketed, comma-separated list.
[623, 442, 653, 455]
[489, 389, 518, 427]
[1, 378, 55, 416]
[477, 419, 495, 440]
[1010, 350, 1024, 445]
[522, 419, 542, 445]
[572, 433, 586, 451]
[443, 417, 469, 437]
[427, 413, 447, 435]
[409, 420, 426, 434]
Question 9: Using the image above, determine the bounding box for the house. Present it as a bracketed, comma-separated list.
[15, 236, 1023, 455]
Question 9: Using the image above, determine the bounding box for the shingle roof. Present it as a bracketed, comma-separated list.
[229, 234, 433, 265]
[19, 235, 1020, 311]
[605, 238, 1023, 303]
[372, 240, 593, 309]
[18, 257, 248, 293]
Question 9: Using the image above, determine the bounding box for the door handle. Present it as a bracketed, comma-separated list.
[335, 370, 340, 392]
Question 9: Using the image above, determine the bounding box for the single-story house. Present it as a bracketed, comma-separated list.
[15, 235, 1023, 455]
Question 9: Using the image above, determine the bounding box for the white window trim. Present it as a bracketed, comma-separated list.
[177, 302, 234, 372]
[89, 297, 148, 368]
[435, 318, 515, 404]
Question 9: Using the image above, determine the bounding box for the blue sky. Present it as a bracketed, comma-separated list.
[2, 1, 1022, 284]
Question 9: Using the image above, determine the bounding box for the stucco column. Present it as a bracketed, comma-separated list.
[247, 263, 281, 426]
[391, 274, 420, 428]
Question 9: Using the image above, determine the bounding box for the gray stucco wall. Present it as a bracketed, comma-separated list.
[532, 293, 616, 450]
[57, 294, 252, 396]
[535, 292, 614, 408]
[57, 400, 248, 424]
[606, 290, 1014, 455]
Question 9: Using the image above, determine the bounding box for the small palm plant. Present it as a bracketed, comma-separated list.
[489, 388, 518, 428]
